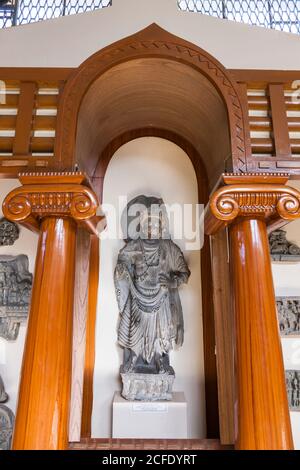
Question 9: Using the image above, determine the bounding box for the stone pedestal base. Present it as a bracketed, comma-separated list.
[112, 391, 188, 439]
[121, 372, 174, 401]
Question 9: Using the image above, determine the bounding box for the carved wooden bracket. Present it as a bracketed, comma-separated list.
[2, 172, 103, 236]
[205, 173, 300, 235]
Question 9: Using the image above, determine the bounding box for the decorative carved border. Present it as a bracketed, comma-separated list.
[205, 173, 300, 235]
[55, 24, 247, 173]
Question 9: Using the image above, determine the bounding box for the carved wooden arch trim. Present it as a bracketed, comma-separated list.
[55, 24, 247, 173]
[92, 127, 210, 203]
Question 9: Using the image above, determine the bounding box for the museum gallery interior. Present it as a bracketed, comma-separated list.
[1, 0, 300, 451]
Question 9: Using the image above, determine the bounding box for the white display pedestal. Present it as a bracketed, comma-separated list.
[112, 391, 187, 439]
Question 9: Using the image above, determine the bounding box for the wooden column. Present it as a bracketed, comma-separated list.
[2, 172, 101, 450]
[230, 217, 292, 449]
[205, 173, 300, 450]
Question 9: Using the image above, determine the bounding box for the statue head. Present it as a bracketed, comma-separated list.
[122, 195, 169, 241]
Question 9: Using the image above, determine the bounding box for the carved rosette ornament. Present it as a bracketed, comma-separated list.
[2, 172, 101, 235]
[205, 173, 300, 235]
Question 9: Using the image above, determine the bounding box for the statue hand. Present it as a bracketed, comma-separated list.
[176, 325, 184, 347]
[159, 273, 177, 289]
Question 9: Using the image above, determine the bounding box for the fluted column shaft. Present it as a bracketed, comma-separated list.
[2, 172, 100, 450]
[205, 173, 298, 450]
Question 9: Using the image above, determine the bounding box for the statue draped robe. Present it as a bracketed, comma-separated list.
[114, 239, 190, 368]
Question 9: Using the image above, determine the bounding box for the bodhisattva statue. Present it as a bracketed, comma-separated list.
[114, 196, 190, 401]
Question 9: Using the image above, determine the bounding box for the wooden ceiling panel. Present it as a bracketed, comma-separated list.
[75, 58, 230, 188]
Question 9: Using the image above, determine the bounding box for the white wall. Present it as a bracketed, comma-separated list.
[0, 179, 38, 414]
[92, 137, 206, 439]
[271, 180, 300, 450]
[0, 0, 300, 69]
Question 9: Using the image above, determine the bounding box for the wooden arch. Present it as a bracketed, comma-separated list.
[55, 24, 247, 174]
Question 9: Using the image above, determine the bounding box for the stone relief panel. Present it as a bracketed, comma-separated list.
[0, 375, 14, 450]
[276, 297, 300, 336]
[0, 218, 19, 247]
[0, 255, 32, 341]
[269, 229, 300, 261]
[286, 370, 300, 412]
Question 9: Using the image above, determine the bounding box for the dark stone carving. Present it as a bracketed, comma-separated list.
[286, 370, 300, 412]
[114, 196, 190, 401]
[0, 255, 32, 341]
[276, 297, 300, 336]
[0, 218, 19, 246]
[0, 375, 14, 450]
[269, 229, 300, 261]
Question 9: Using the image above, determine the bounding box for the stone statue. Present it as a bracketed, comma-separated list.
[276, 297, 300, 336]
[0, 218, 19, 246]
[286, 370, 300, 411]
[0, 254, 32, 341]
[269, 229, 300, 260]
[114, 196, 190, 401]
[0, 375, 14, 450]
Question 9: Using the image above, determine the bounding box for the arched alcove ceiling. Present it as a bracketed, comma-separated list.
[75, 57, 230, 190]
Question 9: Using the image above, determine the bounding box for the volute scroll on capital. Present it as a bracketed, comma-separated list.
[205, 183, 300, 236]
[2, 173, 101, 235]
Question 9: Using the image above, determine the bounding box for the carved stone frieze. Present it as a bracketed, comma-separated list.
[0, 254, 32, 341]
[286, 370, 300, 411]
[276, 297, 300, 335]
[269, 230, 300, 261]
[0, 218, 19, 246]
[0, 375, 14, 450]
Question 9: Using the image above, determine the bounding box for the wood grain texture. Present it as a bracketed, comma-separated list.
[210, 229, 235, 445]
[205, 173, 297, 449]
[69, 228, 91, 442]
[1, 172, 101, 450]
[205, 175, 300, 236]
[12, 82, 36, 156]
[56, 24, 245, 178]
[12, 217, 77, 449]
[75, 57, 230, 190]
[230, 218, 293, 450]
[269, 84, 291, 158]
[201, 234, 220, 438]
[0, 67, 73, 81]
[81, 235, 100, 438]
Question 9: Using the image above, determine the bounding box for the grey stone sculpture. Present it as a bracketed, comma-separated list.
[114, 195, 190, 401]
[269, 229, 300, 261]
[0, 375, 14, 450]
[276, 297, 300, 336]
[0, 255, 32, 341]
[286, 370, 300, 411]
[0, 218, 19, 247]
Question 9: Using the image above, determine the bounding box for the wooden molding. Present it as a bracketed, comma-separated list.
[205, 173, 300, 235]
[69, 229, 91, 442]
[269, 84, 292, 158]
[81, 235, 100, 438]
[55, 24, 246, 173]
[0, 67, 74, 81]
[13, 82, 37, 156]
[210, 229, 235, 445]
[2, 171, 101, 235]
[230, 69, 300, 83]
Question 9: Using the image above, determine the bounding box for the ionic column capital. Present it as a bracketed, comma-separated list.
[2, 172, 102, 235]
[205, 173, 300, 235]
